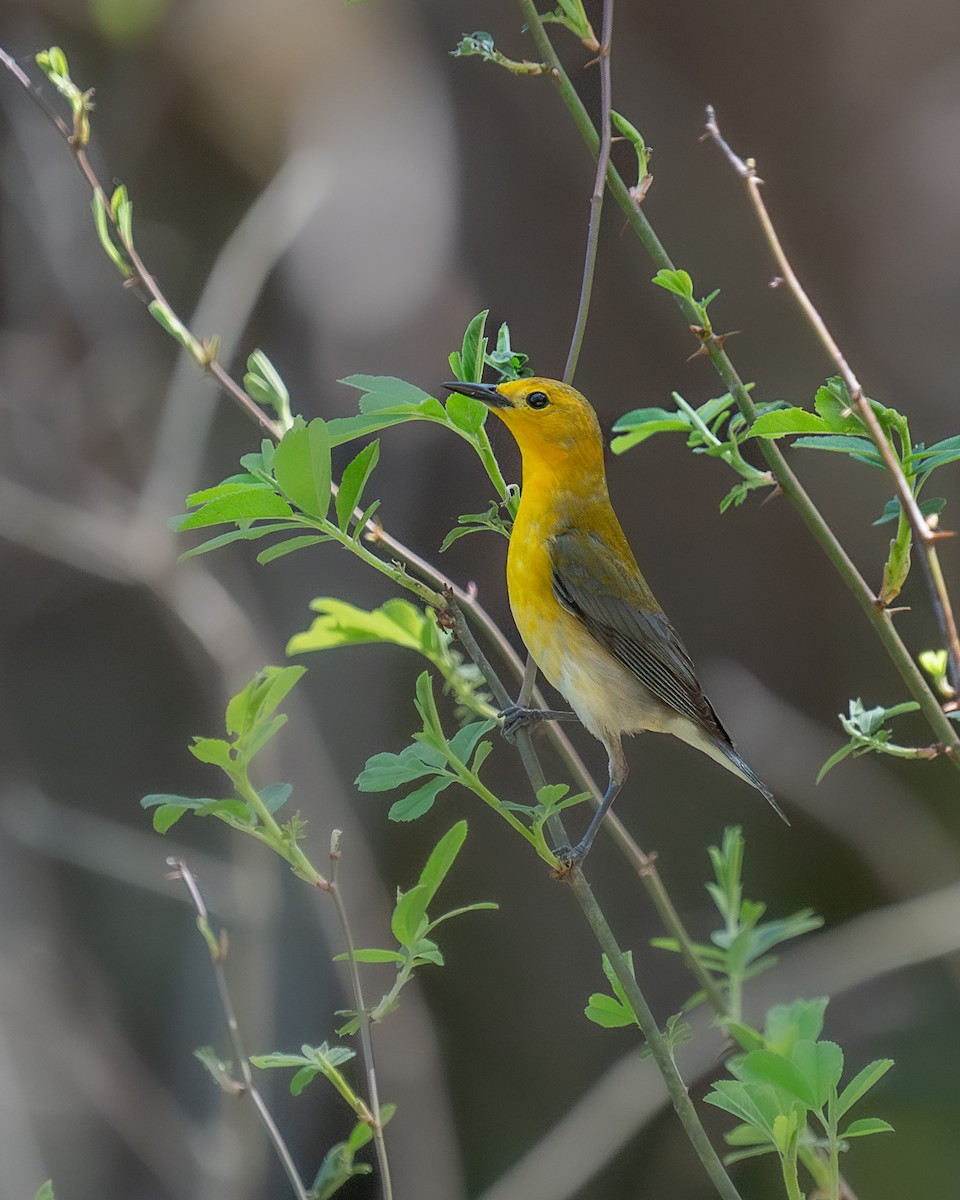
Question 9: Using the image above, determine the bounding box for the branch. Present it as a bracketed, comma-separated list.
[563, 0, 614, 383]
[704, 104, 960, 695]
[168, 858, 310, 1200]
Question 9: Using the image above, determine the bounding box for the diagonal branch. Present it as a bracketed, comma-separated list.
[704, 105, 960, 695]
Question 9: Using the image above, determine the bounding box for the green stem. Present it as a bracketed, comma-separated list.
[520, 0, 960, 769]
[781, 1145, 804, 1200]
[233, 770, 324, 885]
[327, 842, 393, 1200]
[568, 868, 744, 1200]
[563, 0, 614, 383]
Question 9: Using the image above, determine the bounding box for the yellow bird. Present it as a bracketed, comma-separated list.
[444, 377, 785, 864]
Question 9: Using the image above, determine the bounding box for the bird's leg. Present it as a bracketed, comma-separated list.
[499, 703, 577, 743]
[558, 739, 628, 868]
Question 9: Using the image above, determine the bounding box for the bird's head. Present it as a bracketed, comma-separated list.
[442, 377, 602, 460]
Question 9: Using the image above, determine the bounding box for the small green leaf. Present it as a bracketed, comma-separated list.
[448, 719, 496, 764]
[256, 535, 327, 564]
[388, 776, 452, 822]
[873, 495, 946, 527]
[585, 992, 636, 1028]
[272, 418, 332, 519]
[840, 1117, 894, 1138]
[339, 375, 432, 406]
[454, 310, 489, 383]
[153, 804, 188, 833]
[792, 434, 883, 464]
[258, 783, 293, 813]
[176, 490, 294, 530]
[34, 1182, 55, 1200]
[334, 948, 405, 964]
[355, 746, 446, 792]
[748, 408, 832, 438]
[335, 440, 381, 531]
[417, 821, 468, 906]
[189, 737, 233, 768]
[652, 268, 694, 299]
[148, 300, 198, 353]
[391, 883, 429, 947]
[836, 1058, 894, 1119]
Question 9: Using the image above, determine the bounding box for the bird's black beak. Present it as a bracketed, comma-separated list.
[441, 381, 508, 408]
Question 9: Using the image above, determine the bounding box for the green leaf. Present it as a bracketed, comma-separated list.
[334, 948, 405, 964]
[258, 783, 293, 813]
[91, 192, 131, 277]
[445, 391, 488, 436]
[176, 490, 293, 530]
[748, 408, 832, 438]
[840, 1117, 894, 1139]
[652, 268, 694, 299]
[703, 1080, 777, 1140]
[391, 883, 429, 947]
[417, 821, 468, 907]
[244, 350, 291, 423]
[873, 495, 946, 527]
[153, 804, 188, 833]
[148, 300, 197, 352]
[816, 741, 858, 783]
[792, 434, 883, 465]
[739, 1049, 817, 1110]
[448, 719, 496, 764]
[256, 535, 327, 564]
[453, 310, 489, 383]
[339, 375, 432, 406]
[335, 440, 380, 531]
[355, 745, 446, 792]
[611, 110, 650, 177]
[585, 992, 636, 1028]
[836, 1058, 894, 1119]
[189, 737, 233, 768]
[388, 776, 452, 822]
[763, 998, 828, 1054]
[272, 418, 332, 519]
[34, 1182, 55, 1200]
[813, 378, 861, 432]
[791, 1040, 844, 1109]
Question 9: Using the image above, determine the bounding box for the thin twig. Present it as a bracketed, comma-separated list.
[325, 833, 394, 1200]
[168, 858, 310, 1200]
[563, 0, 614, 383]
[703, 104, 960, 694]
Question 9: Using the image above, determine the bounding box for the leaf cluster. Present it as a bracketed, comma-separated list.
[612, 387, 773, 512]
[333, 821, 497, 1031]
[706, 998, 893, 1184]
[288, 596, 495, 722]
[140, 665, 317, 880]
[355, 672, 585, 864]
[817, 697, 939, 782]
[652, 827, 822, 1020]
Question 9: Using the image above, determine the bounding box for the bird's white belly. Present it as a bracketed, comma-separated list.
[513, 600, 674, 744]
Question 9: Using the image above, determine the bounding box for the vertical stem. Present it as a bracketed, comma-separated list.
[169, 859, 311, 1200]
[326, 837, 394, 1200]
[563, 0, 614, 383]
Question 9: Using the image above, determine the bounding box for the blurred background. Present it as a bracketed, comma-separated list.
[2, 0, 960, 1197]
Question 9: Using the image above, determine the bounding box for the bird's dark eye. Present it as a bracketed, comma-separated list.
[526, 391, 549, 409]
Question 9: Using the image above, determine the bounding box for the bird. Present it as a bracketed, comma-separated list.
[443, 376, 785, 866]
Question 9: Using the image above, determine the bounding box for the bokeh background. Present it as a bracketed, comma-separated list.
[2, 1, 960, 1197]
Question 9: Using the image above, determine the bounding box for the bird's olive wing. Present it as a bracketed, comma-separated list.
[549, 529, 729, 737]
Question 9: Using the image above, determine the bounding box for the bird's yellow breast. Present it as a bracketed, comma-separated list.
[506, 468, 670, 743]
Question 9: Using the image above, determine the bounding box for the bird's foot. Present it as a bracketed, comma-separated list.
[549, 840, 587, 878]
[498, 703, 575, 743]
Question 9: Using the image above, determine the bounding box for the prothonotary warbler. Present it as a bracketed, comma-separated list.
[444, 376, 785, 865]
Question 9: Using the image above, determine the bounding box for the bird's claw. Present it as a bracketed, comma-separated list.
[498, 703, 574, 743]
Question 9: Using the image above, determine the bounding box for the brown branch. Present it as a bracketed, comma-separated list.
[704, 105, 960, 692]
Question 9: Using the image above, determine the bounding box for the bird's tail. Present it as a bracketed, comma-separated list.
[720, 743, 789, 826]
